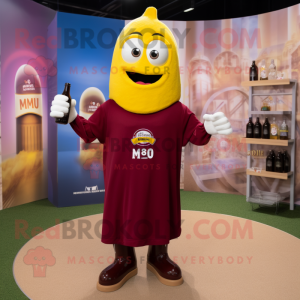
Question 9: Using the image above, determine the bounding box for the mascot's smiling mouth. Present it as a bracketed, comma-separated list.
[126, 72, 162, 85]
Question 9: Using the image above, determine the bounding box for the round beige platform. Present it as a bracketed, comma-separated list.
[14, 210, 300, 300]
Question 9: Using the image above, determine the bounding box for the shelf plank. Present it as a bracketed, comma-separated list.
[252, 93, 292, 96]
[246, 169, 292, 180]
[241, 79, 291, 87]
[250, 111, 291, 115]
[240, 138, 293, 146]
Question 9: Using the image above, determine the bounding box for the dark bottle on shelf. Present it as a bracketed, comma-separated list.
[55, 83, 71, 125]
[253, 117, 262, 138]
[275, 151, 283, 173]
[266, 150, 274, 172]
[270, 150, 276, 170]
[246, 117, 254, 138]
[283, 150, 290, 173]
[249, 61, 258, 81]
[281, 151, 284, 172]
[262, 117, 270, 139]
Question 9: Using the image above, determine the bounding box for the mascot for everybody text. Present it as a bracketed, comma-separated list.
[50, 7, 232, 292]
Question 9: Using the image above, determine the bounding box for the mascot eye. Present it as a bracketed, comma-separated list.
[146, 40, 168, 66]
[131, 48, 141, 57]
[150, 50, 159, 59]
[122, 38, 144, 63]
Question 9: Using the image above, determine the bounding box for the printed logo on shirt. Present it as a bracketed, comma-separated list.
[131, 129, 156, 146]
[131, 129, 155, 160]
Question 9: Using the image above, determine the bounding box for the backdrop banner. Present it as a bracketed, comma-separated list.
[181, 5, 300, 206]
[47, 12, 124, 207]
[0, 0, 56, 209]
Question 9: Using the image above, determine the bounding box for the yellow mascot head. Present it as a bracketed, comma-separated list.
[109, 6, 181, 114]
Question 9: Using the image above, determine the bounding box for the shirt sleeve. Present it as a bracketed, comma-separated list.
[69, 104, 106, 144]
[182, 105, 211, 147]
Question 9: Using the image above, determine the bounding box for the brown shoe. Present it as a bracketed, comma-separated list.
[147, 244, 183, 286]
[97, 244, 137, 292]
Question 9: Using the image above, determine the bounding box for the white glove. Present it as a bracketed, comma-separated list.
[203, 112, 232, 135]
[50, 95, 78, 124]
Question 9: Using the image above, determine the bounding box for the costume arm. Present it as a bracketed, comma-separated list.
[183, 112, 211, 147]
[70, 105, 106, 144]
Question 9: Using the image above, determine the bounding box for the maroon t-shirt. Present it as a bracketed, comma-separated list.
[70, 99, 211, 247]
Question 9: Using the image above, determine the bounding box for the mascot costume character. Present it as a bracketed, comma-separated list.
[50, 7, 232, 292]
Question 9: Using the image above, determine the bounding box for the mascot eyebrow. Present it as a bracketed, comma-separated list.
[129, 32, 164, 37]
[152, 33, 164, 37]
[130, 32, 142, 36]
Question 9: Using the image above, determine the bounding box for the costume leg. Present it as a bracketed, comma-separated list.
[147, 244, 183, 286]
[97, 244, 137, 292]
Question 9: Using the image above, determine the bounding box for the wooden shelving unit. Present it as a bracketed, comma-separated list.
[242, 78, 297, 211]
[241, 78, 290, 87]
[250, 111, 291, 115]
[240, 138, 294, 146]
[246, 169, 293, 180]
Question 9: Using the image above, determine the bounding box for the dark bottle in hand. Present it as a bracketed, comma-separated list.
[249, 61, 258, 81]
[275, 151, 283, 173]
[55, 83, 71, 125]
[253, 117, 262, 138]
[266, 150, 274, 172]
[262, 117, 270, 139]
[246, 117, 254, 138]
